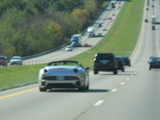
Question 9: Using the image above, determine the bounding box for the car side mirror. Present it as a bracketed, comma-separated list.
[85, 67, 90, 70]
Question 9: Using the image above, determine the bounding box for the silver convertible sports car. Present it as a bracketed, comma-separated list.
[38, 60, 90, 92]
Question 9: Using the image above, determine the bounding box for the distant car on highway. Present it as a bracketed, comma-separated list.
[115, 57, 125, 72]
[98, 23, 102, 27]
[65, 46, 73, 51]
[83, 43, 89, 47]
[38, 60, 90, 92]
[115, 6, 120, 9]
[108, 17, 112, 20]
[149, 57, 160, 70]
[107, 20, 112, 23]
[9, 56, 23, 65]
[97, 33, 103, 37]
[148, 56, 156, 64]
[145, 19, 148, 22]
[112, 12, 115, 16]
[93, 53, 118, 74]
[121, 56, 131, 67]
[102, 26, 107, 31]
[0, 56, 8, 67]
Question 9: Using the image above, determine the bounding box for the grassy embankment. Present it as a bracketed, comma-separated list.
[0, 0, 145, 91]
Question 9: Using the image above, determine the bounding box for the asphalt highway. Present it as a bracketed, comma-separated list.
[1, 0, 160, 120]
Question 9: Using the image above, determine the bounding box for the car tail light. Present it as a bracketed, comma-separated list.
[113, 60, 116, 63]
[44, 69, 48, 73]
[73, 69, 78, 73]
[93, 59, 96, 63]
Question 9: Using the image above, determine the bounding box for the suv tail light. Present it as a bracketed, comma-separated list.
[113, 60, 116, 63]
[93, 59, 96, 63]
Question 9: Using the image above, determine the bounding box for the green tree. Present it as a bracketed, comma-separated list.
[95, 0, 104, 9]
[51, 0, 83, 11]
[71, 9, 89, 30]
[0, 20, 16, 57]
[84, 0, 97, 19]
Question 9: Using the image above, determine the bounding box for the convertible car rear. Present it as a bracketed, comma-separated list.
[38, 60, 90, 92]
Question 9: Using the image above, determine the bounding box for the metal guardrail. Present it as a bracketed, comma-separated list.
[22, 42, 70, 60]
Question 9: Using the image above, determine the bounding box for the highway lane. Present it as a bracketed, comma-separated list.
[1, 0, 160, 120]
[75, 1, 160, 119]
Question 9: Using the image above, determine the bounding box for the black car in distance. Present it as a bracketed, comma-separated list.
[149, 57, 160, 70]
[121, 56, 131, 67]
[93, 53, 118, 74]
[115, 57, 125, 72]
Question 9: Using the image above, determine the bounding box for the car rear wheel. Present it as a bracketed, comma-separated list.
[122, 68, 125, 72]
[94, 69, 98, 74]
[113, 69, 118, 74]
[86, 82, 89, 90]
[39, 87, 47, 92]
[78, 86, 86, 91]
[149, 67, 151, 70]
[86, 85, 89, 90]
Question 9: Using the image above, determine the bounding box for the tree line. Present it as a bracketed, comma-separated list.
[0, 0, 108, 58]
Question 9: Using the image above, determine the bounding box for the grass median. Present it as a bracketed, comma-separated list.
[0, 0, 145, 91]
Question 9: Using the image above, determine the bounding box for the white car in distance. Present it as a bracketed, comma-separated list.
[65, 46, 73, 51]
[9, 56, 23, 65]
[102, 26, 107, 31]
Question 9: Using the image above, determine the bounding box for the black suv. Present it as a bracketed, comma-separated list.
[93, 53, 118, 74]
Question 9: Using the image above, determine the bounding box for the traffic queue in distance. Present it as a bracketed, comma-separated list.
[93, 52, 131, 75]
[0, 56, 23, 67]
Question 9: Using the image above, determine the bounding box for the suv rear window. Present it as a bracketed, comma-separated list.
[122, 57, 128, 60]
[96, 54, 114, 60]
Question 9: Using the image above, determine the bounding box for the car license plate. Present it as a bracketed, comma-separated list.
[100, 60, 109, 64]
[57, 76, 64, 80]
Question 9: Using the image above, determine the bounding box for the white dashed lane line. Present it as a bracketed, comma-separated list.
[93, 76, 134, 107]
[126, 77, 130, 80]
[94, 100, 104, 106]
[111, 88, 118, 92]
[120, 82, 125, 85]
